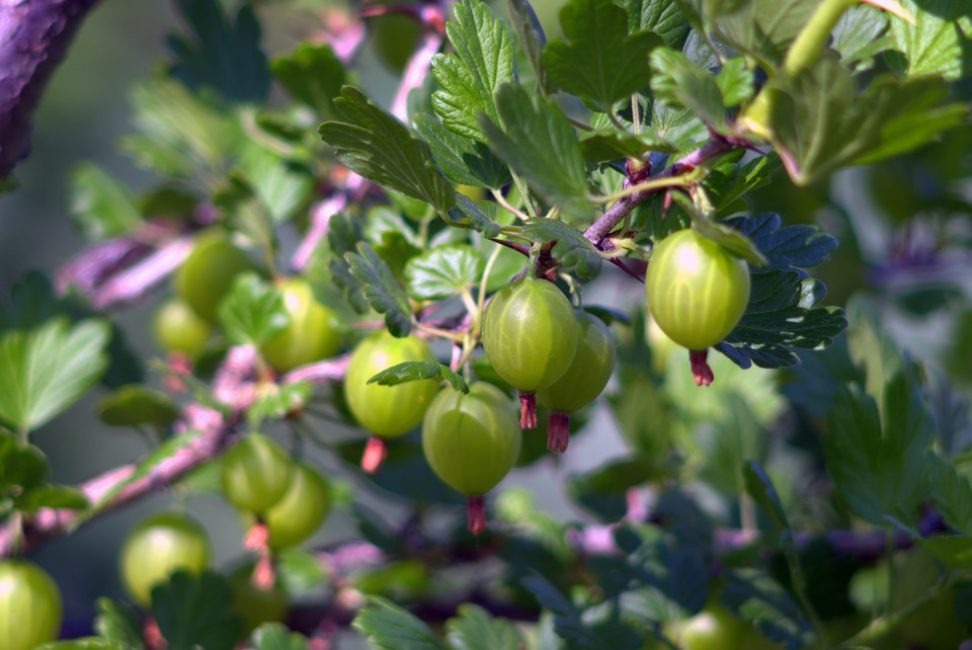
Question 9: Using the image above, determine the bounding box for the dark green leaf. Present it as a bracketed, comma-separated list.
[337, 438, 464, 504]
[542, 0, 663, 109]
[704, 0, 818, 67]
[890, 0, 971, 80]
[414, 114, 511, 188]
[431, 0, 516, 142]
[715, 57, 753, 107]
[320, 87, 455, 213]
[481, 84, 592, 217]
[567, 457, 670, 521]
[720, 569, 816, 649]
[0, 272, 60, 331]
[505, 0, 552, 94]
[0, 433, 48, 495]
[367, 361, 468, 394]
[743, 461, 788, 529]
[168, 0, 270, 103]
[447, 195, 503, 238]
[726, 213, 836, 270]
[98, 385, 180, 428]
[124, 80, 239, 178]
[346, 243, 413, 337]
[151, 570, 242, 650]
[272, 43, 347, 115]
[69, 164, 142, 240]
[919, 535, 972, 571]
[621, 0, 689, 48]
[650, 47, 726, 130]
[930, 453, 972, 535]
[219, 274, 289, 346]
[15, 484, 88, 513]
[94, 598, 144, 648]
[824, 371, 935, 526]
[446, 604, 525, 650]
[521, 574, 601, 647]
[832, 5, 890, 66]
[235, 140, 314, 223]
[521, 218, 602, 279]
[0, 318, 110, 432]
[352, 597, 446, 650]
[405, 245, 483, 300]
[580, 129, 676, 164]
[251, 622, 310, 650]
[763, 56, 967, 185]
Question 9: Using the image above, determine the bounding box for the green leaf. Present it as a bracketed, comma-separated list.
[930, 453, 972, 535]
[703, 0, 818, 67]
[446, 604, 526, 650]
[15, 484, 88, 513]
[567, 456, 671, 521]
[447, 195, 503, 238]
[720, 569, 816, 648]
[0, 433, 48, 502]
[890, 0, 971, 80]
[431, 0, 516, 142]
[541, 0, 662, 110]
[0, 318, 110, 433]
[824, 371, 935, 527]
[352, 597, 446, 650]
[271, 43, 347, 115]
[320, 87, 455, 213]
[481, 83, 591, 217]
[414, 114, 511, 189]
[521, 218, 603, 280]
[579, 129, 677, 163]
[94, 598, 144, 648]
[715, 57, 753, 107]
[505, 0, 552, 94]
[69, 164, 142, 240]
[650, 47, 726, 130]
[764, 56, 967, 185]
[346, 243, 413, 337]
[168, 0, 270, 103]
[832, 5, 890, 67]
[98, 385, 180, 429]
[251, 622, 310, 650]
[219, 274, 289, 347]
[124, 79, 239, 179]
[235, 140, 314, 223]
[405, 245, 483, 300]
[151, 570, 242, 650]
[621, 0, 690, 48]
[919, 535, 972, 571]
[276, 547, 328, 596]
[692, 218, 767, 266]
[367, 361, 468, 394]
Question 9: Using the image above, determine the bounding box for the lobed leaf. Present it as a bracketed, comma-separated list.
[346, 243, 414, 337]
[218, 273, 289, 347]
[352, 597, 446, 650]
[367, 361, 469, 394]
[151, 570, 242, 650]
[405, 245, 483, 301]
[271, 43, 347, 116]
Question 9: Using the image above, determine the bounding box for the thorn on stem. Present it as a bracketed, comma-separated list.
[361, 437, 388, 474]
[547, 411, 570, 453]
[519, 392, 538, 429]
[467, 495, 486, 535]
[689, 349, 714, 386]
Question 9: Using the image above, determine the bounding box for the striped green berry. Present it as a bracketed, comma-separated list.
[645, 229, 750, 351]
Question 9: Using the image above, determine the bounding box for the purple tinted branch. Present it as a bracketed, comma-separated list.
[56, 237, 152, 295]
[391, 29, 443, 122]
[0, 0, 101, 178]
[89, 236, 194, 309]
[291, 191, 349, 273]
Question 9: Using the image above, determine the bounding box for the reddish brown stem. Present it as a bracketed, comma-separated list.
[467, 496, 486, 535]
[519, 392, 537, 429]
[361, 437, 388, 474]
[547, 411, 570, 453]
[689, 349, 714, 386]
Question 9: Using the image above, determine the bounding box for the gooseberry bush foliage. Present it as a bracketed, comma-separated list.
[1, 0, 971, 648]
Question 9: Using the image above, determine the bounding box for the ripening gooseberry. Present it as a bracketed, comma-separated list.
[345, 332, 440, 473]
[536, 312, 616, 452]
[154, 299, 212, 359]
[174, 231, 257, 323]
[422, 382, 521, 534]
[220, 434, 293, 515]
[645, 229, 750, 386]
[481, 278, 579, 429]
[263, 462, 331, 549]
[0, 560, 62, 650]
[119, 512, 210, 606]
[260, 279, 341, 372]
